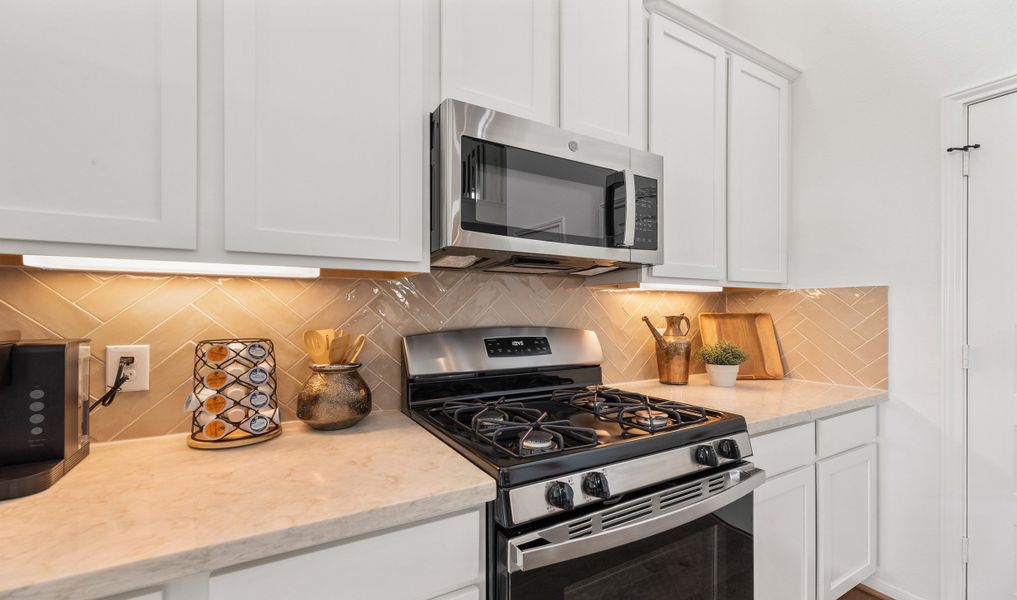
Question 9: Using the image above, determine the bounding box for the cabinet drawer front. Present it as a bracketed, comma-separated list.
[751, 422, 815, 477]
[816, 407, 877, 459]
[209, 510, 481, 600]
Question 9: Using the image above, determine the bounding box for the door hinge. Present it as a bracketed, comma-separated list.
[961, 536, 969, 563]
[961, 344, 970, 369]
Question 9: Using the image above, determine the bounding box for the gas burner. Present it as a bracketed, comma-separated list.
[484, 413, 598, 458]
[440, 397, 545, 435]
[519, 430, 557, 454]
[436, 397, 599, 458]
[632, 408, 671, 429]
[552, 385, 709, 433]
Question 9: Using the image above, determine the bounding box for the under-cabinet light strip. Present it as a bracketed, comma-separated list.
[21, 256, 320, 279]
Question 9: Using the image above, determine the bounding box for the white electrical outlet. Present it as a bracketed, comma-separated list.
[105, 345, 151, 392]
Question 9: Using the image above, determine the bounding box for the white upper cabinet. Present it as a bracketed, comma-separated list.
[648, 16, 728, 280]
[560, 0, 645, 148]
[222, 0, 427, 263]
[0, 0, 197, 250]
[728, 56, 789, 284]
[441, 0, 558, 124]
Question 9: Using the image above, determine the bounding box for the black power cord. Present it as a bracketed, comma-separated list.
[89, 356, 134, 413]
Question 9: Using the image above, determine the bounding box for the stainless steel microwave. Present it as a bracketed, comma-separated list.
[430, 99, 664, 276]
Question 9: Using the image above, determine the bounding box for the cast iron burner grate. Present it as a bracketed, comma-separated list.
[552, 385, 709, 433]
[436, 397, 598, 457]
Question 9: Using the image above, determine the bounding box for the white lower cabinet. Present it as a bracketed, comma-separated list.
[754, 466, 816, 600]
[208, 510, 482, 600]
[816, 443, 878, 600]
[752, 411, 878, 600]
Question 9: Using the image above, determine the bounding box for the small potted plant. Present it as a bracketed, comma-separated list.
[696, 341, 749, 387]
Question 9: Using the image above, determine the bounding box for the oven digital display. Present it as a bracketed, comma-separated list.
[484, 337, 551, 357]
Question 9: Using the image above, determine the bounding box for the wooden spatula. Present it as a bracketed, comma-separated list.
[344, 334, 367, 364]
[329, 331, 350, 365]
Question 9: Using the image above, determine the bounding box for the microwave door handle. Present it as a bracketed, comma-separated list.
[507, 466, 764, 573]
[622, 169, 636, 247]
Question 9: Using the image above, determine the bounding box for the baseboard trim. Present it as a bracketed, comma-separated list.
[864, 577, 931, 600]
[857, 583, 896, 600]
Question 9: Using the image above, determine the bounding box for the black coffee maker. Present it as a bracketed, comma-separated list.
[0, 335, 91, 500]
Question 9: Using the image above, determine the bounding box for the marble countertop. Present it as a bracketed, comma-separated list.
[0, 412, 495, 600]
[619, 374, 887, 435]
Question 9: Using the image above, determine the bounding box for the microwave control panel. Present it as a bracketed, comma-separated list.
[632, 175, 658, 250]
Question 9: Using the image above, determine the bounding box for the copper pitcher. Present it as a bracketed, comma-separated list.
[642, 314, 692, 385]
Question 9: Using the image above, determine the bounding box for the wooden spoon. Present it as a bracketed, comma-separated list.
[329, 331, 350, 365]
[344, 334, 367, 364]
[302, 329, 331, 364]
[315, 328, 335, 351]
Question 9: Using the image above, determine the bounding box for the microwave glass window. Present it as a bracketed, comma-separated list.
[461, 137, 625, 248]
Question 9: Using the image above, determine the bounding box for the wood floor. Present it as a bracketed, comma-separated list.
[839, 584, 894, 600]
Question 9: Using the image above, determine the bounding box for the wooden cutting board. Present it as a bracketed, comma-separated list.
[698, 313, 785, 379]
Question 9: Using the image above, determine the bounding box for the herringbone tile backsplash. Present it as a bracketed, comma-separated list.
[0, 267, 886, 442]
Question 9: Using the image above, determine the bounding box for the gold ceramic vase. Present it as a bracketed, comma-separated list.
[297, 364, 372, 430]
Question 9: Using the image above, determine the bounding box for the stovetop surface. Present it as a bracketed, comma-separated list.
[407, 385, 748, 486]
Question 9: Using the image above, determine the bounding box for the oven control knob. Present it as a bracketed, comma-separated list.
[695, 445, 720, 467]
[546, 481, 575, 511]
[718, 439, 742, 460]
[582, 472, 611, 499]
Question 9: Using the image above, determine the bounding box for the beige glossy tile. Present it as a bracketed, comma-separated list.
[136, 307, 213, 369]
[254, 277, 310, 304]
[76, 274, 168, 321]
[25, 269, 102, 302]
[796, 299, 867, 350]
[0, 300, 57, 339]
[87, 278, 211, 357]
[218, 277, 305, 337]
[0, 269, 102, 338]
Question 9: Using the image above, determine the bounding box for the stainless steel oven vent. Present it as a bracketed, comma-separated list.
[560, 472, 732, 542]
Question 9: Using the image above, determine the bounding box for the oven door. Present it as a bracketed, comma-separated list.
[435, 99, 663, 266]
[496, 466, 762, 600]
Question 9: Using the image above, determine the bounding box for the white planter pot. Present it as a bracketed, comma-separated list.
[705, 364, 740, 387]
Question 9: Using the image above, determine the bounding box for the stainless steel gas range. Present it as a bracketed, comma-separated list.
[402, 326, 763, 600]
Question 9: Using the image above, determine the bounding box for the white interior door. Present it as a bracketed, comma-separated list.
[967, 89, 1017, 599]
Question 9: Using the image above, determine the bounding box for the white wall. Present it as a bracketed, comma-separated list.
[718, 2, 1017, 598]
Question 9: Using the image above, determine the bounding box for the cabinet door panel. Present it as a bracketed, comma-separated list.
[223, 0, 425, 262]
[0, 0, 197, 249]
[754, 466, 816, 600]
[441, 0, 557, 124]
[648, 16, 727, 280]
[727, 56, 788, 284]
[817, 443, 878, 600]
[209, 510, 481, 600]
[560, 0, 645, 148]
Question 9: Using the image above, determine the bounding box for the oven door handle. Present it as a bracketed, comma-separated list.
[622, 168, 637, 247]
[507, 466, 764, 573]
